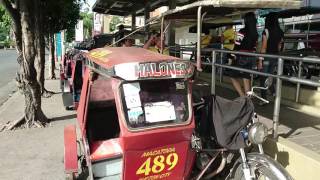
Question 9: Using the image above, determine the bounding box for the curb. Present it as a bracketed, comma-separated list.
[0, 90, 24, 129]
[264, 137, 320, 180]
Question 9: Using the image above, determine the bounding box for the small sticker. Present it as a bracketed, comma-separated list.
[123, 83, 141, 96]
[128, 107, 144, 124]
[175, 82, 185, 90]
[144, 101, 176, 123]
[90, 49, 112, 59]
[125, 94, 142, 108]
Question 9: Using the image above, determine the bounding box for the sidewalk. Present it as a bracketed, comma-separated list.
[0, 79, 76, 180]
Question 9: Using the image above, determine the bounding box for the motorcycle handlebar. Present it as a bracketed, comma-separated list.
[247, 88, 269, 104]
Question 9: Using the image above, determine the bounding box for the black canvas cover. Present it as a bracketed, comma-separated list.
[202, 95, 254, 150]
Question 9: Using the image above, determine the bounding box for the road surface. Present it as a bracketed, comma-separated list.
[0, 49, 18, 105]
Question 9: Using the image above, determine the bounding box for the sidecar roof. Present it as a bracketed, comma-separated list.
[87, 47, 179, 68]
[85, 47, 195, 80]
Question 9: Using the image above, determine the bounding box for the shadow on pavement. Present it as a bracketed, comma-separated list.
[51, 114, 76, 122]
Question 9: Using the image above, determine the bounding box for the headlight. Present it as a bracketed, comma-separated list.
[248, 122, 268, 144]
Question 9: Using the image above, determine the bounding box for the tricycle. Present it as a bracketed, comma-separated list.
[64, 47, 292, 180]
[61, 49, 86, 110]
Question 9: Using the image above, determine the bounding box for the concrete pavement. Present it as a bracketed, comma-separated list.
[0, 79, 76, 180]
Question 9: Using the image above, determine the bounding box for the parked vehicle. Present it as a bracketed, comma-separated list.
[63, 47, 292, 180]
[61, 49, 86, 110]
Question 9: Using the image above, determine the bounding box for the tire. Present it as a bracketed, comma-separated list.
[230, 153, 293, 180]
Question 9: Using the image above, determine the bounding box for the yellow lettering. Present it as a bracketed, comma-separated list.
[136, 157, 152, 176]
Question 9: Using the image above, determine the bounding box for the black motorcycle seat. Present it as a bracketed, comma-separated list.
[201, 95, 254, 150]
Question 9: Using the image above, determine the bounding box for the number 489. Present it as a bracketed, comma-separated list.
[136, 153, 178, 176]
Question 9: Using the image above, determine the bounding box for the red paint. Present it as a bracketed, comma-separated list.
[124, 141, 191, 180]
[90, 139, 123, 162]
[64, 125, 78, 173]
[87, 47, 180, 69]
[71, 48, 196, 179]
[77, 68, 90, 134]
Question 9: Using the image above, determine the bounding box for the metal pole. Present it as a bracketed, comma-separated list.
[295, 60, 302, 102]
[144, 4, 150, 42]
[273, 58, 284, 139]
[131, 12, 136, 30]
[196, 6, 202, 71]
[211, 51, 216, 94]
[160, 16, 164, 54]
[219, 44, 223, 83]
[307, 19, 310, 48]
[109, 21, 156, 47]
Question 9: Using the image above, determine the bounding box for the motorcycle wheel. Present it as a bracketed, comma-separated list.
[229, 153, 293, 180]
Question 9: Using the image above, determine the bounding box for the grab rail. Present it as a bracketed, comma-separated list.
[170, 47, 320, 139]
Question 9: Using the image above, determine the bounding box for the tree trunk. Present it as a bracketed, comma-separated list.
[19, 0, 47, 127]
[34, 0, 51, 97]
[49, 33, 56, 79]
[35, 34, 46, 95]
[1, 0, 48, 127]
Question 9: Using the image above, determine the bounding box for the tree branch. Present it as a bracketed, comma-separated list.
[1, 0, 20, 24]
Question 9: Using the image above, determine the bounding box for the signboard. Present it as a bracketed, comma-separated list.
[137, 62, 194, 79]
[114, 61, 194, 80]
[55, 32, 62, 57]
[94, 12, 103, 35]
[75, 20, 84, 42]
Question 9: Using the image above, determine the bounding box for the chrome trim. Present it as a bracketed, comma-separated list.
[230, 153, 293, 180]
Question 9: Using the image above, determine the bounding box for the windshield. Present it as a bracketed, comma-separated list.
[120, 79, 190, 129]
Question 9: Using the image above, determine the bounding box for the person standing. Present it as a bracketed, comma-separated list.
[258, 13, 284, 104]
[229, 12, 258, 97]
[143, 33, 169, 55]
[115, 24, 125, 47]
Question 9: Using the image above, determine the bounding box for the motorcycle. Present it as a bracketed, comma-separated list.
[192, 78, 292, 180]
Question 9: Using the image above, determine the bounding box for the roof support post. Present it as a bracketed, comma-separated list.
[197, 6, 202, 71]
[160, 16, 164, 54]
[131, 12, 136, 30]
[144, 4, 150, 41]
[168, 0, 177, 56]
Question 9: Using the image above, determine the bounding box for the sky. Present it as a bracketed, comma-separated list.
[81, 0, 96, 12]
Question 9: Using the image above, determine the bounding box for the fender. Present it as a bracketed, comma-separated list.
[64, 125, 78, 176]
[229, 153, 293, 180]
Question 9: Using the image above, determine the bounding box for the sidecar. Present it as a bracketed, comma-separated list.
[61, 49, 86, 110]
[64, 47, 196, 179]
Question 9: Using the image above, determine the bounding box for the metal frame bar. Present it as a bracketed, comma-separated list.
[180, 48, 320, 64]
[273, 58, 284, 139]
[211, 51, 216, 94]
[197, 6, 202, 71]
[295, 60, 302, 102]
[160, 16, 164, 54]
[173, 47, 320, 139]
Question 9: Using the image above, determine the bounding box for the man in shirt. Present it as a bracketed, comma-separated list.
[143, 33, 169, 55]
[221, 25, 235, 50]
